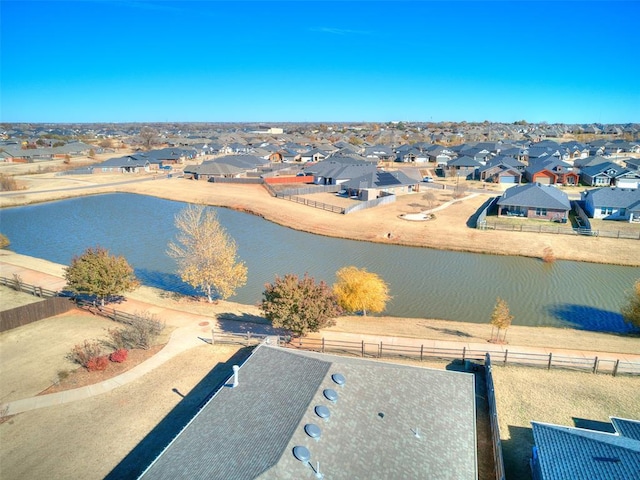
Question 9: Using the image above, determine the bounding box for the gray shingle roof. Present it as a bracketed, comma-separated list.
[532, 420, 640, 480]
[497, 183, 571, 210]
[140, 346, 477, 480]
[582, 187, 640, 209]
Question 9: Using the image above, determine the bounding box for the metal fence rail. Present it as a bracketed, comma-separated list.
[481, 222, 639, 239]
[485, 354, 506, 480]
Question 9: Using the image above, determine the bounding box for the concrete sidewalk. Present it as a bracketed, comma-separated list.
[2, 256, 639, 416]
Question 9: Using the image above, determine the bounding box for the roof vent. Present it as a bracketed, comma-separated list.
[304, 423, 322, 440]
[231, 365, 240, 388]
[331, 373, 346, 386]
[293, 445, 311, 463]
[315, 405, 330, 420]
[323, 389, 338, 403]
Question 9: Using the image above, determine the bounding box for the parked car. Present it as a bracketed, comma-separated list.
[423, 176, 434, 183]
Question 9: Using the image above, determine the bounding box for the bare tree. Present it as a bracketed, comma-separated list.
[490, 297, 514, 343]
[139, 126, 159, 150]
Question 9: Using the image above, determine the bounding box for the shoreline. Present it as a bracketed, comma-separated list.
[1, 173, 639, 267]
[2, 251, 639, 356]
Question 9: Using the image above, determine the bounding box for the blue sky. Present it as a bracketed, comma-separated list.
[1, 1, 638, 124]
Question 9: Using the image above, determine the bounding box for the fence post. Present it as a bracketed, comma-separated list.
[593, 356, 598, 374]
[462, 346, 466, 362]
[379, 341, 382, 358]
[547, 352, 553, 370]
[504, 349, 508, 366]
[322, 337, 325, 353]
[420, 344, 424, 362]
[612, 359, 619, 377]
[361, 340, 365, 357]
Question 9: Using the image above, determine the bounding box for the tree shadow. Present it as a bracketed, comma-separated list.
[572, 417, 615, 433]
[133, 268, 200, 297]
[421, 324, 474, 339]
[104, 347, 254, 480]
[502, 425, 534, 480]
[466, 196, 498, 228]
[545, 303, 638, 334]
[215, 312, 286, 336]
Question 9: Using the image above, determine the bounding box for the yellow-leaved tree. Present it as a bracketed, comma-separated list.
[333, 266, 390, 316]
[167, 204, 247, 303]
[489, 297, 514, 343]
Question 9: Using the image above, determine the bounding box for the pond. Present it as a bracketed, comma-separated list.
[2, 193, 638, 333]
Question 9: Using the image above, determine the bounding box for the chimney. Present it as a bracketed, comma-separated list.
[232, 365, 240, 388]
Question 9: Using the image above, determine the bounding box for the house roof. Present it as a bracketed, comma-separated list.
[580, 162, 630, 179]
[447, 156, 482, 167]
[531, 419, 640, 480]
[342, 169, 417, 190]
[582, 187, 640, 209]
[497, 183, 571, 210]
[140, 345, 477, 480]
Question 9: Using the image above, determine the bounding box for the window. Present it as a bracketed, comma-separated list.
[620, 208, 626, 216]
[536, 208, 547, 216]
[601, 207, 607, 215]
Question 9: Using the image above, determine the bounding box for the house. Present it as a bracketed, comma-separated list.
[478, 162, 522, 184]
[446, 156, 482, 180]
[363, 145, 396, 162]
[184, 154, 269, 180]
[303, 160, 378, 186]
[497, 183, 571, 222]
[579, 162, 637, 188]
[341, 169, 418, 200]
[525, 158, 579, 186]
[94, 155, 151, 174]
[138, 344, 478, 480]
[581, 187, 640, 222]
[300, 148, 329, 163]
[398, 147, 428, 163]
[530, 417, 640, 480]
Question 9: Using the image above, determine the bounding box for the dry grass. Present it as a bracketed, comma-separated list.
[321, 315, 640, 355]
[0, 343, 248, 480]
[492, 365, 640, 480]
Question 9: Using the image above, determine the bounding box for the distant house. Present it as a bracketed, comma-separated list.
[446, 156, 482, 180]
[138, 345, 478, 480]
[341, 169, 418, 200]
[363, 145, 396, 162]
[497, 183, 571, 222]
[184, 154, 268, 180]
[95, 155, 150, 173]
[530, 417, 640, 480]
[478, 162, 522, 184]
[525, 158, 579, 186]
[581, 187, 640, 222]
[300, 148, 328, 163]
[303, 159, 378, 186]
[579, 162, 638, 188]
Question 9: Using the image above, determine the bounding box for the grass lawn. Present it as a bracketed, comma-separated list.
[491, 365, 640, 480]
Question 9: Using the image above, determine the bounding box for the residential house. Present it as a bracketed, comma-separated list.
[581, 187, 640, 222]
[579, 162, 638, 188]
[497, 183, 571, 222]
[446, 156, 482, 180]
[478, 162, 522, 184]
[363, 145, 396, 162]
[183, 154, 269, 180]
[94, 155, 150, 174]
[303, 160, 378, 186]
[300, 148, 329, 163]
[397, 147, 428, 163]
[530, 417, 640, 480]
[138, 344, 478, 480]
[341, 169, 418, 200]
[525, 158, 579, 186]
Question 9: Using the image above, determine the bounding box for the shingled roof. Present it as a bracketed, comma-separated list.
[497, 183, 570, 210]
[139, 345, 477, 479]
[531, 418, 640, 480]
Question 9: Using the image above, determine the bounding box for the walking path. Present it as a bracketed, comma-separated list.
[1, 255, 639, 416]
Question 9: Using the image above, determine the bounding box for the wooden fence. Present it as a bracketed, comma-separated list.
[0, 297, 75, 332]
[280, 336, 640, 376]
[480, 222, 640, 239]
[485, 354, 506, 480]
